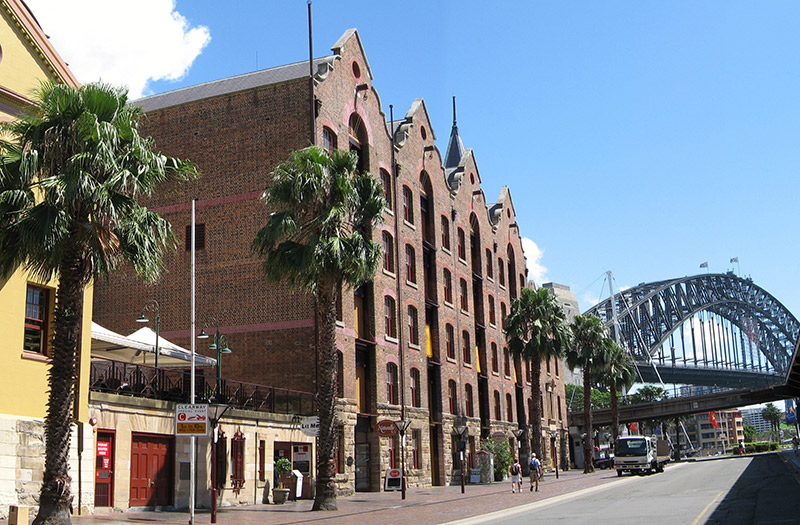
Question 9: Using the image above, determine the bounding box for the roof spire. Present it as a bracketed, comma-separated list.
[444, 95, 464, 169]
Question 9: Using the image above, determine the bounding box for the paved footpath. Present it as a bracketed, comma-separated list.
[66, 467, 623, 525]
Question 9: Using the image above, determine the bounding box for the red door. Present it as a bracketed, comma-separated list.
[94, 432, 114, 507]
[130, 433, 174, 507]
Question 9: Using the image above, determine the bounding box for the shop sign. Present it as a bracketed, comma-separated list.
[376, 420, 398, 437]
[300, 416, 320, 437]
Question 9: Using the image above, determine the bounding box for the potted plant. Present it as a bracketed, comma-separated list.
[272, 457, 292, 504]
[481, 438, 512, 482]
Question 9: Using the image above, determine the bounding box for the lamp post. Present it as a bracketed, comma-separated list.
[208, 403, 230, 524]
[550, 430, 559, 479]
[512, 428, 526, 475]
[454, 416, 469, 494]
[395, 419, 411, 499]
[136, 299, 161, 368]
[198, 318, 232, 401]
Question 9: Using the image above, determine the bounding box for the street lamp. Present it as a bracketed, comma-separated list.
[198, 318, 232, 400]
[512, 428, 526, 477]
[550, 430, 559, 479]
[454, 416, 469, 494]
[136, 299, 161, 368]
[395, 419, 411, 499]
[208, 403, 230, 524]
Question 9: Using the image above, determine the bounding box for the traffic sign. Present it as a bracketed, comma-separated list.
[175, 404, 208, 436]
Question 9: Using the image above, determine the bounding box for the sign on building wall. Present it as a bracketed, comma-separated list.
[175, 404, 208, 435]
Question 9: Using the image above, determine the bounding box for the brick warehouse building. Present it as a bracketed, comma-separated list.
[93, 29, 568, 494]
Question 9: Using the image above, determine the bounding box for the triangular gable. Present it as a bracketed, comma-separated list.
[331, 28, 374, 81]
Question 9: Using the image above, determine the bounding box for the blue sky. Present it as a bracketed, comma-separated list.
[28, 0, 800, 318]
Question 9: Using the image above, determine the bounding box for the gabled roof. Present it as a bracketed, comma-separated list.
[444, 97, 464, 169]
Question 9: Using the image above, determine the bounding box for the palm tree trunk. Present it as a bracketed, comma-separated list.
[674, 419, 681, 461]
[530, 358, 543, 460]
[34, 248, 87, 525]
[583, 366, 594, 473]
[312, 279, 338, 511]
[610, 382, 619, 443]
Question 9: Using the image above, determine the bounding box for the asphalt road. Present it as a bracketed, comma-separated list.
[450, 454, 800, 525]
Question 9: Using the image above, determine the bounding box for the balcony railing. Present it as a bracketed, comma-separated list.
[90, 357, 315, 416]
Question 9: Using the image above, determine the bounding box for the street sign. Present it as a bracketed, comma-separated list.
[175, 404, 208, 436]
[376, 419, 398, 437]
[300, 416, 320, 437]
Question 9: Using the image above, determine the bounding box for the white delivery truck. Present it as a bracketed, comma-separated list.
[614, 436, 670, 476]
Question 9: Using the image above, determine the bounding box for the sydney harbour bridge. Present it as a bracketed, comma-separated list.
[571, 272, 800, 426]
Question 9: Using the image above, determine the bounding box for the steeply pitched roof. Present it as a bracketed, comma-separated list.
[444, 96, 464, 169]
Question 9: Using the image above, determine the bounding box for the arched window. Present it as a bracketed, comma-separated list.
[403, 186, 414, 224]
[348, 114, 369, 173]
[336, 350, 344, 397]
[380, 169, 393, 211]
[457, 228, 466, 260]
[494, 391, 501, 420]
[386, 362, 398, 404]
[491, 342, 499, 373]
[441, 215, 451, 250]
[504, 347, 510, 377]
[445, 324, 455, 360]
[465, 384, 474, 418]
[486, 249, 493, 278]
[488, 296, 496, 326]
[498, 258, 505, 286]
[384, 296, 397, 338]
[405, 244, 416, 284]
[460, 278, 469, 311]
[322, 126, 337, 153]
[382, 232, 394, 273]
[408, 305, 419, 346]
[462, 330, 471, 364]
[448, 380, 458, 414]
[506, 393, 514, 421]
[410, 368, 421, 408]
[507, 245, 518, 300]
[501, 302, 507, 330]
[443, 269, 453, 304]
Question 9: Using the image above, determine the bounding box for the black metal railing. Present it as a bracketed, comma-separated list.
[90, 357, 315, 416]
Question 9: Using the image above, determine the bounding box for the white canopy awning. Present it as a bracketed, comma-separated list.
[91, 322, 216, 368]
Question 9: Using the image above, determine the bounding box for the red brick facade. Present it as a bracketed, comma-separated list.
[93, 29, 568, 493]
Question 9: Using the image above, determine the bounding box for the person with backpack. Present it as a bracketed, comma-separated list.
[529, 453, 543, 492]
[510, 458, 523, 493]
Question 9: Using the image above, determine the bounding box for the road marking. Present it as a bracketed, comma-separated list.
[691, 490, 723, 525]
[446, 463, 690, 525]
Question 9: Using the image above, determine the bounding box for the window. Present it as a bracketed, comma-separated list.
[547, 355, 551, 374]
[380, 169, 393, 211]
[457, 228, 466, 260]
[504, 348, 510, 377]
[337, 427, 346, 474]
[488, 296, 496, 326]
[520, 275, 526, 294]
[337, 351, 344, 397]
[185, 223, 206, 251]
[448, 380, 458, 414]
[460, 279, 469, 311]
[506, 393, 513, 422]
[486, 249, 493, 278]
[323, 127, 337, 153]
[498, 258, 505, 286]
[408, 305, 419, 346]
[443, 269, 453, 304]
[555, 358, 559, 376]
[382, 232, 395, 273]
[24, 285, 49, 355]
[462, 331, 471, 365]
[231, 429, 245, 494]
[501, 303, 507, 330]
[445, 324, 455, 360]
[465, 384, 474, 418]
[412, 429, 421, 469]
[558, 395, 562, 420]
[410, 368, 421, 408]
[258, 440, 266, 482]
[215, 429, 227, 490]
[405, 245, 417, 284]
[387, 363, 399, 404]
[441, 216, 451, 250]
[494, 391, 501, 420]
[403, 186, 414, 224]
[525, 360, 531, 384]
[491, 343, 498, 373]
[385, 296, 397, 338]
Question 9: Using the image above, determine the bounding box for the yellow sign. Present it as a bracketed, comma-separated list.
[177, 422, 207, 435]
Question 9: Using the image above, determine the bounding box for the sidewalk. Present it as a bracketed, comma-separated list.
[68, 467, 622, 524]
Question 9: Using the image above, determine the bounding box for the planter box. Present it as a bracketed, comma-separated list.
[273, 488, 290, 504]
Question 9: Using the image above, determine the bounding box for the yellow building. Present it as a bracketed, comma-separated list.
[0, 0, 94, 518]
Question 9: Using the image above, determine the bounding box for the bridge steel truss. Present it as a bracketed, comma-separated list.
[584, 273, 799, 384]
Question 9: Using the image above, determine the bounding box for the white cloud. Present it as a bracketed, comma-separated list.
[26, 0, 210, 98]
[521, 237, 547, 286]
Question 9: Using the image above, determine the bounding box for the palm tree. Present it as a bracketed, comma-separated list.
[596, 340, 636, 443]
[762, 403, 782, 442]
[566, 314, 607, 473]
[505, 287, 567, 461]
[252, 146, 384, 511]
[0, 82, 194, 524]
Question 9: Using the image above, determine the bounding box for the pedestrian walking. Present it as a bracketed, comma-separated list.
[510, 458, 522, 493]
[528, 453, 542, 492]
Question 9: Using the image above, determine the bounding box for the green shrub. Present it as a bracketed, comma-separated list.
[481, 438, 512, 480]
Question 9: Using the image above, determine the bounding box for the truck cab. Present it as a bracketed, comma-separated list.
[614, 436, 670, 476]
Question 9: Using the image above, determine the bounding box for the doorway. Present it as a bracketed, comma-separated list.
[94, 431, 115, 507]
[130, 433, 174, 508]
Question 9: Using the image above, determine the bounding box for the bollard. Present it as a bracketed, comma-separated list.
[9, 505, 29, 525]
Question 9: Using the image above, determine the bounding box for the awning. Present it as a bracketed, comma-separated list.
[91, 322, 216, 368]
